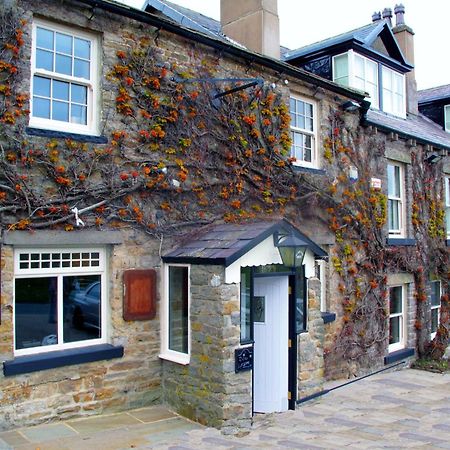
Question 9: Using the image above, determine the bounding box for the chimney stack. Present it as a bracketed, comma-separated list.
[220, 0, 280, 59]
[382, 7, 393, 26]
[391, 4, 418, 114]
[372, 11, 382, 22]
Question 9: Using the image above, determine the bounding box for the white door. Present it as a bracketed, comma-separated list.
[253, 276, 289, 413]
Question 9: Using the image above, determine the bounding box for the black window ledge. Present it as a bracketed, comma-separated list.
[387, 238, 416, 246]
[26, 127, 108, 144]
[384, 347, 414, 365]
[3, 344, 124, 377]
[321, 311, 336, 324]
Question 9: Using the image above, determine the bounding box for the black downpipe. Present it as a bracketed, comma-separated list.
[297, 360, 406, 404]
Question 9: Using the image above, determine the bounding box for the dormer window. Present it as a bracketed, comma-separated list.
[445, 105, 450, 132]
[332, 50, 406, 118]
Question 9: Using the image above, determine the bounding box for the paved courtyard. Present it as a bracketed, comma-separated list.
[0, 368, 449, 449]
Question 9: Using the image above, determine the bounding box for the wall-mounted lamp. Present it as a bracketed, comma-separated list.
[341, 100, 360, 112]
[274, 230, 308, 268]
[424, 149, 447, 164]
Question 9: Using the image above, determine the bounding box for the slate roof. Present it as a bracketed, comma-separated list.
[162, 219, 327, 266]
[282, 19, 411, 70]
[366, 109, 450, 151]
[144, 0, 224, 40]
[282, 22, 382, 60]
[418, 85, 450, 104]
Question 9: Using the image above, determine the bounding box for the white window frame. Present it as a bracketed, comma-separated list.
[388, 284, 406, 352]
[381, 66, 406, 118]
[332, 51, 379, 110]
[430, 280, 441, 339]
[387, 162, 406, 237]
[160, 263, 191, 365]
[445, 176, 450, 238]
[315, 259, 327, 312]
[29, 19, 99, 135]
[13, 247, 107, 357]
[289, 95, 318, 169]
[445, 105, 450, 133]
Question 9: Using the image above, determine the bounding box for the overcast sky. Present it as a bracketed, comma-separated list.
[120, 0, 449, 90]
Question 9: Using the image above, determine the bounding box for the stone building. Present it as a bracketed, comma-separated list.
[0, 0, 448, 436]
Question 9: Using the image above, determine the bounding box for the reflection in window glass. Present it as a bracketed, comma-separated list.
[168, 266, 189, 354]
[389, 285, 404, 349]
[63, 275, 101, 343]
[15, 277, 58, 350]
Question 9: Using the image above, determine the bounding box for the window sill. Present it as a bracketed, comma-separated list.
[26, 127, 108, 144]
[321, 311, 336, 324]
[384, 347, 414, 365]
[387, 238, 416, 246]
[292, 165, 325, 175]
[3, 344, 124, 376]
[159, 351, 190, 366]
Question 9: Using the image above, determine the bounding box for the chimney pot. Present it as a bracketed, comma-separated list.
[394, 4, 405, 26]
[372, 11, 382, 22]
[382, 7, 393, 26]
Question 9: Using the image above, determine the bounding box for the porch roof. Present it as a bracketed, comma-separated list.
[162, 219, 327, 267]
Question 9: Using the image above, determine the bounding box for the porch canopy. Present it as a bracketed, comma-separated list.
[162, 219, 326, 283]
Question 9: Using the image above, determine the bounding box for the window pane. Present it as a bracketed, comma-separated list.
[431, 308, 439, 334]
[389, 286, 402, 314]
[445, 105, 450, 131]
[355, 55, 364, 77]
[53, 101, 69, 122]
[74, 38, 91, 59]
[33, 97, 51, 119]
[36, 49, 54, 71]
[34, 76, 51, 97]
[168, 266, 189, 354]
[295, 268, 306, 333]
[387, 165, 400, 197]
[305, 117, 313, 131]
[64, 275, 101, 343]
[333, 54, 348, 81]
[389, 316, 401, 344]
[56, 32, 73, 55]
[74, 59, 90, 79]
[15, 277, 58, 350]
[37, 27, 54, 50]
[71, 104, 87, 124]
[71, 84, 87, 104]
[53, 80, 69, 101]
[55, 54, 72, 75]
[240, 267, 252, 343]
[431, 282, 441, 307]
[388, 199, 400, 230]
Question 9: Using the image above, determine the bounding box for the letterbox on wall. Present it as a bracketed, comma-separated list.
[123, 269, 157, 320]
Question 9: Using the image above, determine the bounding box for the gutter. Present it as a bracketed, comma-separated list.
[71, 0, 366, 102]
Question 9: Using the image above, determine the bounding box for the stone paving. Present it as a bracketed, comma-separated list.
[0, 368, 449, 449]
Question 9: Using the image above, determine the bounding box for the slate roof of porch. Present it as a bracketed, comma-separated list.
[162, 219, 327, 266]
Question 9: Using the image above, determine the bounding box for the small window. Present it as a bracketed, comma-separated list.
[290, 96, 317, 168]
[30, 20, 99, 135]
[387, 162, 405, 237]
[240, 267, 252, 344]
[14, 248, 106, 356]
[332, 53, 349, 86]
[430, 281, 441, 338]
[381, 66, 406, 118]
[161, 264, 190, 364]
[446, 105, 450, 133]
[315, 260, 326, 312]
[388, 285, 405, 352]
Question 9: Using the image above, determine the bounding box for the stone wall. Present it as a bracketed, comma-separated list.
[297, 277, 325, 399]
[162, 265, 252, 435]
[0, 229, 163, 431]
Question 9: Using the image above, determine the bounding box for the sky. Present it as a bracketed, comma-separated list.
[120, 0, 449, 90]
